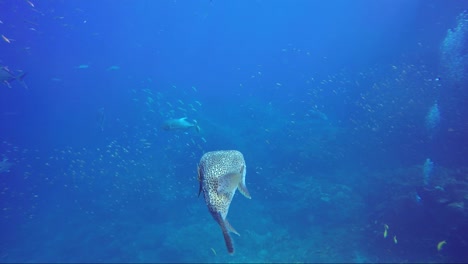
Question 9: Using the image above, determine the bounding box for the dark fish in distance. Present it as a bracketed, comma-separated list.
[97, 107, 105, 131]
[162, 117, 200, 132]
[0, 66, 28, 89]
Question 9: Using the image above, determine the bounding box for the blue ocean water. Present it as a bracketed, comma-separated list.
[1, 0, 468, 262]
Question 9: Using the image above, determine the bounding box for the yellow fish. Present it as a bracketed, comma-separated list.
[437, 240, 447, 251]
[383, 224, 389, 238]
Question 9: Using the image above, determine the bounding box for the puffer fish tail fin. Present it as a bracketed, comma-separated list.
[225, 219, 240, 236]
[238, 165, 251, 199]
[214, 212, 235, 254]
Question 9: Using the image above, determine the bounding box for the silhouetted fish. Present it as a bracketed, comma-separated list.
[162, 117, 200, 132]
[0, 66, 27, 89]
[198, 150, 251, 254]
[97, 107, 105, 131]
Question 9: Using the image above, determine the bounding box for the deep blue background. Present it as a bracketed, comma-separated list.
[1, 0, 468, 262]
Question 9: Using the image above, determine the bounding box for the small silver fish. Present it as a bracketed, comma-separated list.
[0, 158, 12, 173]
[198, 150, 251, 254]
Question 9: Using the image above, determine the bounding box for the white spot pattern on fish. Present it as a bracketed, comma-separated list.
[198, 150, 251, 254]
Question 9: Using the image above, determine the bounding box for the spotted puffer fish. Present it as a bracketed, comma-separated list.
[198, 150, 251, 254]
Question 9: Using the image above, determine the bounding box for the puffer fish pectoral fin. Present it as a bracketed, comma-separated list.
[238, 181, 251, 199]
[217, 172, 242, 195]
[225, 219, 240, 236]
[238, 165, 251, 199]
[213, 212, 235, 254]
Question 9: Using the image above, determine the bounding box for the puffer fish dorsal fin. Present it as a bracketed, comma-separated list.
[217, 172, 242, 195]
[197, 166, 203, 197]
[198, 183, 202, 197]
[237, 165, 251, 199]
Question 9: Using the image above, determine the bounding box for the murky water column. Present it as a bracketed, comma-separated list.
[422, 158, 434, 186]
[425, 102, 440, 140]
[441, 11, 468, 85]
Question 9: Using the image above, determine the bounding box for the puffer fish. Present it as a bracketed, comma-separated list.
[198, 150, 251, 254]
[162, 117, 200, 132]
